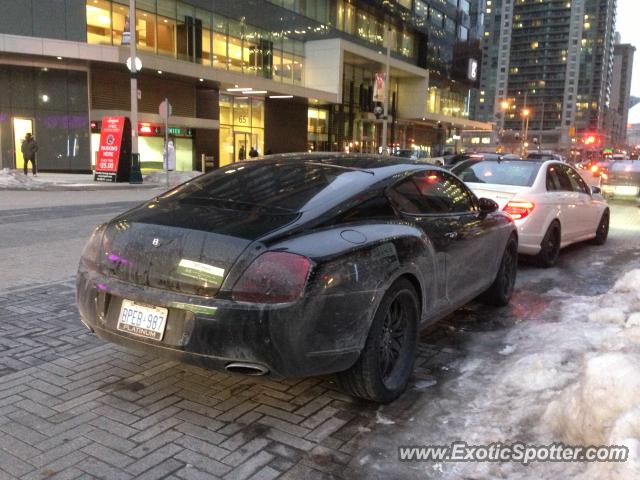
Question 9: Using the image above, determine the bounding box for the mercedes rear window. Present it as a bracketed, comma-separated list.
[452, 160, 541, 187]
[165, 161, 368, 212]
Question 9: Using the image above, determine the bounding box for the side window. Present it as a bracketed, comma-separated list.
[554, 166, 574, 191]
[388, 171, 476, 214]
[339, 195, 396, 222]
[546, 165, 562, 191]
[415, 171, 475, 213]
[387, 178, 425, 215]
[563, 165, 591, 194]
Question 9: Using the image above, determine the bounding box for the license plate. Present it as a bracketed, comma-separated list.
[117, 300, 168, 341]
[614, 185, 639, 196]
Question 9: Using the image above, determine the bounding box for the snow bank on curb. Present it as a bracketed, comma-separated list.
[613, 269, 640, 295]
[0, 169, 46, 189]
[436, 268, 640, 479]
[544, 352, 640, 445]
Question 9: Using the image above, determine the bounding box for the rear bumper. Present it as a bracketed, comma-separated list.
[514, 218, 543, 256]
[76, 268, 370, 378]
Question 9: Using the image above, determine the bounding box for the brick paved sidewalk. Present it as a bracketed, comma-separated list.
[0, 280, 461, 480]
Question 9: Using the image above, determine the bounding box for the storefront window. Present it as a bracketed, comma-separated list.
[427, 86, 469, 118]
[293, 57, 303, 85]
[244, 27, 259, 75]
[136, 9, 156, 52]
[344, 2, 356, 34]
[197, 9, 212, 65]
[273, 47, 284, 82]
[219, 94, 265, 167]
[157, 16, 176, 56]
[111, 2, 129, 46]
[228, 20, 243, 72]
[86, 0, 112, 45]
[176, 2, 194, 61]
[213, 17, 228, 69]
[85, 1, 304, 81]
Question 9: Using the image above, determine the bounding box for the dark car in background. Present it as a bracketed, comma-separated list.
[601, 160, 640, 201]
[76, 154, 517, 403]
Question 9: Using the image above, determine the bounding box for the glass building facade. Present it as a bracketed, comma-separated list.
[86, 0, 306, 84]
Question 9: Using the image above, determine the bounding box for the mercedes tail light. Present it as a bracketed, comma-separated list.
[504, 201, 535, 220]
[232, 252, 312, 304]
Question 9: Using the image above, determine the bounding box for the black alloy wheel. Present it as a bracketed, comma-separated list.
[480, 235, 518, 306]
[336, 279, 419, 403]
[533, 222, 561, 268]
[590, 210, 610, 245]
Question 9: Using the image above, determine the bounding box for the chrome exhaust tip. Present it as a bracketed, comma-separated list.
[225, 362, 269, 376]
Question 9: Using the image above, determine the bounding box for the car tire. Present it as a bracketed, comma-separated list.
[479, 235, 518, 307]
[590, 209, 609, 245]
[335, 279, 419, 403]
[532, 221, 561, 268]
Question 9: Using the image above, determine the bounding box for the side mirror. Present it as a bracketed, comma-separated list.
[591, 186, 602, 195]
[478, 197, 499, 214]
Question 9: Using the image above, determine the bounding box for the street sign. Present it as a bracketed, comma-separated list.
[159, 99, 172, 120]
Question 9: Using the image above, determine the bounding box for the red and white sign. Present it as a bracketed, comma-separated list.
[373, 73, 386, 103]
[96, 116, 125, 174]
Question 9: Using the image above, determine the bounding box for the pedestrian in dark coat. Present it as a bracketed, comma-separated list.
[21, 133, 38, 176]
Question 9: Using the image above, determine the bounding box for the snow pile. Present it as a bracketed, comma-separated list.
[436, 268, 640, 479]
[544, 352, 640, 445]
[588, 307, 627, 325]
[0, 169, 46, 190]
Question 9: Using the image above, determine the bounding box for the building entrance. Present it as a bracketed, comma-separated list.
[12, 118, 34, 170]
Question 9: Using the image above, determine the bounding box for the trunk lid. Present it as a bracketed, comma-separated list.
[466, 183, 528, 209]
[99, 199, 299, 296]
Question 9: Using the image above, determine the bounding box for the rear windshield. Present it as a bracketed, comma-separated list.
[611, 161, 640, 172]
[164, 161, 368, 213]
[526, 153, 554, 160]
[452, 160, 541, 187]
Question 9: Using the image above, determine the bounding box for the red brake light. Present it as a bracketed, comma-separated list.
[590, 165, 599, 173]
[231, 252, 311, 304]
[504, 201, 535, 220]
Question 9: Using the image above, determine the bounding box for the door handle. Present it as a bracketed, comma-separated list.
[444, 231, 458, 239]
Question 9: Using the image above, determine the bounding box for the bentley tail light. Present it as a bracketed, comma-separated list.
[232, 252, 311, 304]
[79, 223, 107, 270]
[504, 201, 535, 220]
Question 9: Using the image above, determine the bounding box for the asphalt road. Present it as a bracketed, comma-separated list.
[0, 189, 164, 291]
[0, 191, 639, 480]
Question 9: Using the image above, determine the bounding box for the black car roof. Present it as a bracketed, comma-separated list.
[237, 152, 438, 178]
[258, 152, 429, 166]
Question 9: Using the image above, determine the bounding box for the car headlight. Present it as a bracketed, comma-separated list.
[80, 223, 107, 270]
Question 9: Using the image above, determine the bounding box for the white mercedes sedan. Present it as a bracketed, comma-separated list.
[452, 158, 609, 267]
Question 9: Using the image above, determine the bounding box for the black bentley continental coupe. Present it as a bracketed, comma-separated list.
[77, 154, 518, 402]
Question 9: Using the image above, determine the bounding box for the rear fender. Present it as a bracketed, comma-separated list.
[262, 223, 438, 352]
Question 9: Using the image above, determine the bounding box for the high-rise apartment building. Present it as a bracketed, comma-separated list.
[608, 40, 635, 147]
[477, 0, 617, 151]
